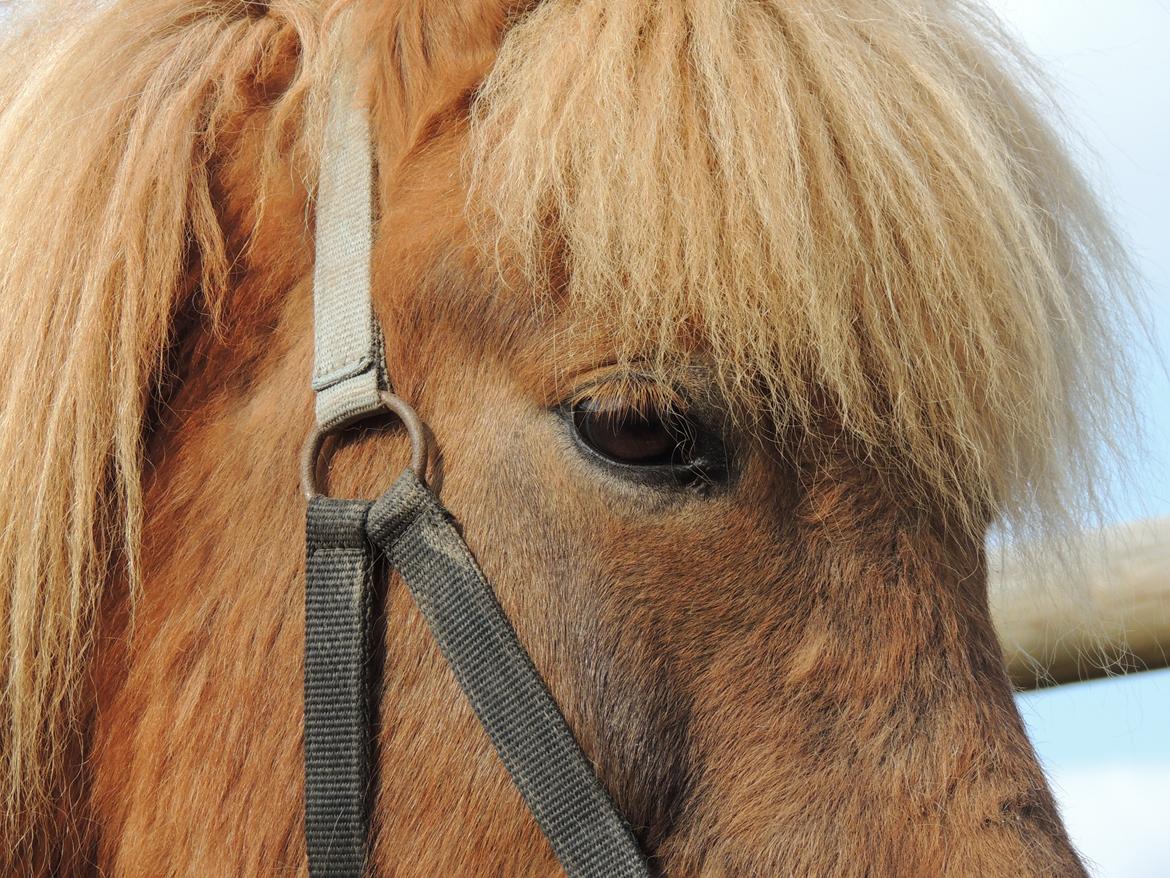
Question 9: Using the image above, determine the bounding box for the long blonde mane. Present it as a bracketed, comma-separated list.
[0, 0, 1136, 859]
[0, 0, 335, 853]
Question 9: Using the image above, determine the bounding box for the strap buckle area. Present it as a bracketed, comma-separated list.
[300, 391, 428, 500]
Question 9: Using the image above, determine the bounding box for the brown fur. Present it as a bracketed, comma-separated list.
[0, 0, 1130, 873]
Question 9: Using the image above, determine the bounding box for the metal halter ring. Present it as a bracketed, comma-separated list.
[300, 391, 428, 500]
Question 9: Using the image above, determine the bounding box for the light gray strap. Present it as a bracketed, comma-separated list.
[312, 24, 386, 430]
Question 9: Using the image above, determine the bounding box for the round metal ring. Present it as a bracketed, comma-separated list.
[300, 391, 428, 500]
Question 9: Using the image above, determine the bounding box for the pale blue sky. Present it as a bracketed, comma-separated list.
[989, 3, 1170, 876]
[989, 0, 1170, 523]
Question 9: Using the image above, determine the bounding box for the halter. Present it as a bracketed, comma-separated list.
[300, 24, 650, 878]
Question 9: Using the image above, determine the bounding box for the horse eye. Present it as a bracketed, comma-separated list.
[571, 398, 693, 467]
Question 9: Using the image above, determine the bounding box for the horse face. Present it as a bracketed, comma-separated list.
[335, 210, 1085, 875]
[69, 2, 1106, 874]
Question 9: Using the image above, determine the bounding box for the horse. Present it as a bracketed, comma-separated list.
[0, 0, 1137, 874]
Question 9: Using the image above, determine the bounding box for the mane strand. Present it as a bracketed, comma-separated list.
[0, 1, 327, 863]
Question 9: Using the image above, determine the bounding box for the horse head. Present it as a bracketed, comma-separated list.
[0, 1, 1135, 874]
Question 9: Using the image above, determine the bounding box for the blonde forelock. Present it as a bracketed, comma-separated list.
[469, 0, 1137, 534]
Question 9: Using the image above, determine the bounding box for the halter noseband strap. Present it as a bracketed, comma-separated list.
[300, 19, 650, 878]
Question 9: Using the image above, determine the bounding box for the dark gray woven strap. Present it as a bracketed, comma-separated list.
[367, 471, 650, 878]
[305, 497, 374, 877]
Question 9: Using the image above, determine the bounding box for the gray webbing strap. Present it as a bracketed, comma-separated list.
[304, 25, 383, 873]
[367, 472, 650, 878]
[304, 497, 374, 876]
[311, 19, 386, 431]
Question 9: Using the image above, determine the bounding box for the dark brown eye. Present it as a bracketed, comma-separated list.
[571, 398, 691, 466]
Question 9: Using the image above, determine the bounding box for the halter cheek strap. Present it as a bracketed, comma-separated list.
[301, 20, 649, 878]
[310, 46, 385, 431]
